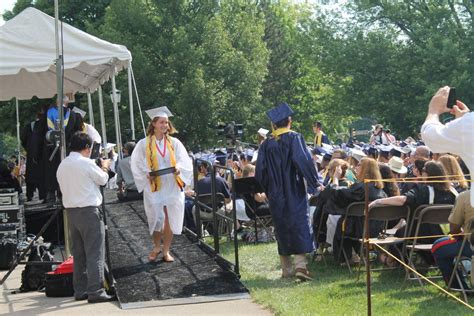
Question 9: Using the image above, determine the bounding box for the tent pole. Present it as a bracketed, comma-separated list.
[111, 74, 122, 159]
[128, 62, 135, 141]
[130, 65, 146, 137]
[87, 91, 95, 127]
[98, 86, 107, 146]
[15, 98, 21, 165]
[54, 0, 65, 162]
[55, 0, 70, 258]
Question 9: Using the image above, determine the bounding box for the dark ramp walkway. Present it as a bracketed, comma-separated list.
[105, 198, 248, 309]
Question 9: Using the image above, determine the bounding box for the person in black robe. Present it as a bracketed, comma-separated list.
[21, 109, 47, 201]
[43, 97, 81, 203]
[255, 103, 320, 281]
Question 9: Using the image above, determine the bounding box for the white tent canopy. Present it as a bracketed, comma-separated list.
[0, 7, 132, 101]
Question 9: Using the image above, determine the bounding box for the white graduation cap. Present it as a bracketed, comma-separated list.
[400, 145, 413, 155]
[350, 148, 367, 161]
[315, 154, 323, 164]
[257, 128, 269, 137]
[321, 143, 334, 151]
[378, 144, 393, 153]
[72, 107, 86, 118]
[245, 148, 255, 158]
[145, 106, 173, 119]
[105, 143, 116, 153]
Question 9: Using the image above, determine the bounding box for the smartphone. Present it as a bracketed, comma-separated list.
[89, 142, 101, 160]
[447, 87, 456, 109]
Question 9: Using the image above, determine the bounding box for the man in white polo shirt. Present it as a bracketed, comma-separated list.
[57, 132, 113, 303]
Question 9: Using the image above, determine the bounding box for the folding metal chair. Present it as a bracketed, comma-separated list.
[357, 204, 411, 279]
[311, 195, 328, 263]
[233, 176, 273, 242]
[406, 204, 451, 241]
[337, 202, 366, 273]
[194, 193, 230, 237]
[405, 205, 453, 286]
[312, 195, 346, 264]
[447, 216, 474, 302]
[241, 197, 274, 243]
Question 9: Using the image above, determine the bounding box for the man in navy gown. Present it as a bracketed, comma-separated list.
[255, 103, 321, 281]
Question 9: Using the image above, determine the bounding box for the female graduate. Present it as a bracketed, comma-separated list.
[131, 106, 193, 262]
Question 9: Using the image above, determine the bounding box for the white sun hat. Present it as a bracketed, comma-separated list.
[388, 156, 407, 174]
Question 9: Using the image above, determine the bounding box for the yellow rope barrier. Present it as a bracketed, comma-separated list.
[363, 232, 471, 243]
[373, 243, 474, 311]
[364, 174, 473, 183]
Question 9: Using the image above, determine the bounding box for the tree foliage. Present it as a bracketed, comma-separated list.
[1, 0, 473, 154]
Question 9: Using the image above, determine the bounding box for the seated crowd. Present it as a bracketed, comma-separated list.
[171, 116, 470, 288]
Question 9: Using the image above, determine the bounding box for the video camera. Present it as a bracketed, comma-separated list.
[216, 122, 243, 147]
[45, 130, 61, 145]
[45, 129, 61, 161]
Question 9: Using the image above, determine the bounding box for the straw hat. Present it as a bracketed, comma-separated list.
[388, 156, 407, 174]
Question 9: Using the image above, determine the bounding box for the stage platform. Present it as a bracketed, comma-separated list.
[105, 193, 249, 309]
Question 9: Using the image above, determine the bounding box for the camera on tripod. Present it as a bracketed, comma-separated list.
[216, 122, 243, 147]
[45, 130, 61, 145]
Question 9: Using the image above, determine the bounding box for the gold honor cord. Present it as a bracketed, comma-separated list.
[373, 243, 474, 311]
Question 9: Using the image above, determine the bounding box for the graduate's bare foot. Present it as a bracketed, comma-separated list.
[163, 253, 175, 262]
[148, 248, 161, 262]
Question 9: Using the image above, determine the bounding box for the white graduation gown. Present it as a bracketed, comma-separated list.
[131, 136, 193, 235]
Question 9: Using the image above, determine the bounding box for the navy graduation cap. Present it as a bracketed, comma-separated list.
[312, 146, 326, 156]
[214, 149, 227, 166]
[323, 153, 333, 161]
[366, 145, 378, 156]
[266, 102, 294, 124]
[390, 146, 405, 158]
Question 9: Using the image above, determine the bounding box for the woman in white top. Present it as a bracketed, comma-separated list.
[131, 106, 193, 262]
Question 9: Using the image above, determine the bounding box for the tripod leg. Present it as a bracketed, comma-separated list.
[100, 186, 116, 295]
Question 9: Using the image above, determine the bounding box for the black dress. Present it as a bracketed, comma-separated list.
[242, 193, 271, 219]
[318, 182, 387, 261]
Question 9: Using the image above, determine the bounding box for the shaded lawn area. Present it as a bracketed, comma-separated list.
[218, 240, 473, 315]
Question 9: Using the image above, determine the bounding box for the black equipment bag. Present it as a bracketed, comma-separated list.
[45, 273, 74, 297]
[19, 244, 54, 292]
[0, 239, 17, 270]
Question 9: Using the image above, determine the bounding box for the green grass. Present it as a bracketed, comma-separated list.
[217, 240, 474, 315]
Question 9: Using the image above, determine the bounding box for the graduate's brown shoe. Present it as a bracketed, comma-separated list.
[295, 268, 313, 282]
[281, 268, 295, 279]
